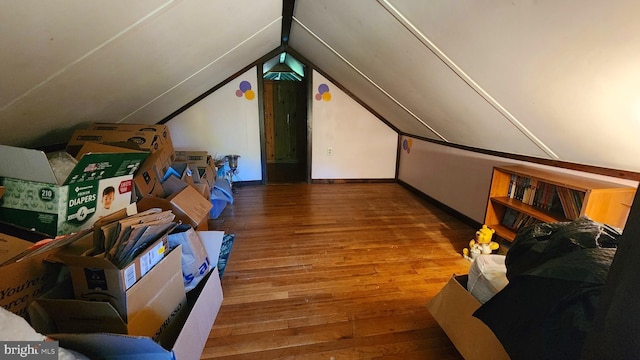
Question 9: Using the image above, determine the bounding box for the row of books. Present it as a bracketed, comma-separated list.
[501, 207, 541, 231]
[556, 186, 585, 220]
[507, 174, 584, 219]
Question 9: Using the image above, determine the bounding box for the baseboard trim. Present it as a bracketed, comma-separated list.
[397, 179, 481, 230]
[311, 178, 396, 184]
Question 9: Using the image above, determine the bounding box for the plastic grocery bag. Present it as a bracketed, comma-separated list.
[467, 254, 508, 304]
[168, 224, 212, 292]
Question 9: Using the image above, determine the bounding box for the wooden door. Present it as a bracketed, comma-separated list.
[263, 80, 307, 183]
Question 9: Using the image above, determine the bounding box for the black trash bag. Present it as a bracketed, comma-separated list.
[505, 216, 620, 281]
[474, 217, 620, 360]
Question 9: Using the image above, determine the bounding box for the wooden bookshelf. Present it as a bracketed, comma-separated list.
[485, 165, 636, 242]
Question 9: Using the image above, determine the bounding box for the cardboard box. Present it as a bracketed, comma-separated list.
[133, 151, 165, 198]
[74, 142, 145, 161]
[165, 161, 210, 200]
[198, 164, 217, 189]
[53, 231, 170, 319]
[29, 244, 186, 340]
[427, 275, 509, 360]
[46, 230, 225, 360]
[66, 128, 175, 166]
[137, 178, 212, 229]
[174, 151, 210, 168]
[0, 145, 147, 236]
[163, 162, 197, 187]
[193, 182, 211, 201]
[85, 123, 173, 149]
[0, 233, 63, 318]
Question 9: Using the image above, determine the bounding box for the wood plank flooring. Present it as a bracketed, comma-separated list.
[204, 183, 474, 359]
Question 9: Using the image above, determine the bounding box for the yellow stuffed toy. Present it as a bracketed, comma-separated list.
[463, 225, 499, 260]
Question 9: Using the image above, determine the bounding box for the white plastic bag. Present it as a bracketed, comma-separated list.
[168, 224, 212, 292]
[467, 254, 509, 304]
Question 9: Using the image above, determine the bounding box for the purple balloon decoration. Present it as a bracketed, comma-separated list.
[318, 83, 329, 94]
[239, 81, 252, 92]
[403, 139, 408, 150]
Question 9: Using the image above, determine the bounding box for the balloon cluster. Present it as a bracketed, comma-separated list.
[236, 81, 255, 100]
[402, 138, 413, 153]
[315, 83, 332, 101]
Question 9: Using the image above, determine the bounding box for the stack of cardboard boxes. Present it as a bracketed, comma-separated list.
[0, 123, 226, 360]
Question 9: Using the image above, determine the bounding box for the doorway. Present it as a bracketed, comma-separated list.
[263, 53, 308, 183]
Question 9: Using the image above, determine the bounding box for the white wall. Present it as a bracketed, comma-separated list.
[167, 67, 262, 182]
[398, 136, 639, 223]
[166, 68, 398, 182]
[311, 71, 397, 179]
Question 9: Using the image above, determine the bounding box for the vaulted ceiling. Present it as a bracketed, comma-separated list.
[2, 1, 640, 172]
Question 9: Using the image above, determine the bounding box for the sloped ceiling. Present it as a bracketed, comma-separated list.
[0, 0, 281, 147]
[2, 1, 640, 172]
[291, 0, 640, 172]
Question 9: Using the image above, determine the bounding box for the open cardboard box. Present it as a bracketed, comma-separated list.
[45, 230, 225, 360]
[197, 163, 217, 189]
[137, 176, 212, 229]
[52, 231, 171, 318]
[0, 144, 147, 236]
[0, 232, 64, 318]
[29, 246, 185, 340]
[427, 275, 509, 360]
[162, 161, 197, 187]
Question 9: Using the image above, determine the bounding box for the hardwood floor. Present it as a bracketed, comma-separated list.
[204, 183, 473, 359]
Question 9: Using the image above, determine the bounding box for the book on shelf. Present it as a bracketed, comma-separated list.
[508, 175, 518, 200]
[501, 208, 541, 231]
[505, 175, 579, 219]
[556, 187, 584, 220]
[508, 175, 538, 205]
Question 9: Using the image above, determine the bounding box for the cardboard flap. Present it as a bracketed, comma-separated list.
[57, 251, 120, 270]
[50, 333, 173, 360]
[161, 176, 188, 196]
[426, 275, 509, 360]
[75, 143, 145, 160]
[0, 232, 32, 264]
[0, 144, 58, 184]
[172, 267, 222, 360]
[33, 299, 128, 334]
[168, 186, 212, 225]
[133, 150, 165, 198]
[162, 162, 188, 182]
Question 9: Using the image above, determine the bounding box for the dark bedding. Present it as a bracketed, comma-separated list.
[473, 217, 620, 359]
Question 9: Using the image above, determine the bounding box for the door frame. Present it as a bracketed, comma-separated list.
[257, 65, 311, 184]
